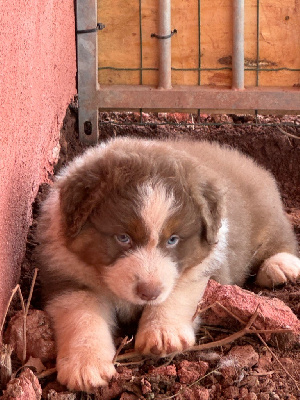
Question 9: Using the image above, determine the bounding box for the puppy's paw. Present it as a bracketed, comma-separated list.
[135, 322, 195, 357]
[56, 350, 116, 393]
[256, 252, 300, 288]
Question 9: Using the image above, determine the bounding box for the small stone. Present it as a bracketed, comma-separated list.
[115, 366, 133, 380]
[4, 309, 56, 362]
[179, 386, 209, 400]
[177, 360, 209, 384]
[200, 280, 300, 340]
[47, 390, 76, 400]
[240, 375, 259, 388]
[228, 345, 259, 368]
[148, 364, 177, 376]
[141, 378, 152, 395]
[119, 393, 139, 400]
[223, 386, 240, 399]
[246, 393, 257, 400]
[239, 387, 249, 398]
[278, 357, 295, 373]
[220, 365, 239, 379]
[2, 368, 42, 399]
[257, 353, 272, 371]
[258, 393, 269, 400]
[270, 394, 280, 400]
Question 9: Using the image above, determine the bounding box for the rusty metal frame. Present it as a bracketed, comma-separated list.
[77, 0, 300, 144]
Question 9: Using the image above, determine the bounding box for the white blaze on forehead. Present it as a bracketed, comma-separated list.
[139, 183, 177, 244]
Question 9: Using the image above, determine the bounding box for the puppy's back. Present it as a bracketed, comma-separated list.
[169, 140, 297, 269]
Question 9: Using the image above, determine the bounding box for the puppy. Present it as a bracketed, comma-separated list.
[37, 138, 300, 392]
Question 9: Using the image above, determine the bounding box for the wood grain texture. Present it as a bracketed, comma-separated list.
[97, 0, 300, 87]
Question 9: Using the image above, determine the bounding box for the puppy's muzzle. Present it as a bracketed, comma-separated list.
[136, 281, 163, 301]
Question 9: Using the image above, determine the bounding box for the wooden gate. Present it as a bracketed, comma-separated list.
[77, 0, 300, 143]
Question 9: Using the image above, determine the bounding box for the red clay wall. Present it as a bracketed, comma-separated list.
[0, 1, 76, 324]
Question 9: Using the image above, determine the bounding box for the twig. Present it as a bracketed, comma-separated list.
[277, 124, 300, 140]
[0, 269, 39, 365]
[256, 333, 300, 392]
[25, 268, 38, 316]
[115, 305, 292, 365]
[189, 309, 258, 353]
[0, 285, 20, 337]
[251, 370, 276, 376]
[115, 350, 143, 363]
[21, 268, 38, 363]
[113, 336, 133, 364]
[195, 301, 247, 325]
[16, 286, 26, 364]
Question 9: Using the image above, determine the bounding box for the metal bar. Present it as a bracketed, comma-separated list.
[197, 0, 201, 120]
[158, 0, 172, 89]
[76, 0, 99, 144]
[139, 0, 143, 120]
[198, 0, 201, 86]
[232, 0, 244, 90]
[94, 85, 300, 111]
[256, 0, 260, 86]
[255, 0, 260, 120]
[139, 0, 143, 85]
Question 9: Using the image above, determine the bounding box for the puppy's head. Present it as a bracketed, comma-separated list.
[58, 140, 224, 305]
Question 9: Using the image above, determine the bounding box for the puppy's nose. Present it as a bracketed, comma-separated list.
[136, 282, 162, 301]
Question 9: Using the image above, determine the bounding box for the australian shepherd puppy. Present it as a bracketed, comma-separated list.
[37, 138, 300, 392]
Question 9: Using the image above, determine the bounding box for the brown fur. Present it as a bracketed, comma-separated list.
[36, 138, 299, 392]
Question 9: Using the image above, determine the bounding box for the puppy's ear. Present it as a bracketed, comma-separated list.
[59, 170, 105, 237]
[191, 174, 225, 245]
[200, 182, 224, 244]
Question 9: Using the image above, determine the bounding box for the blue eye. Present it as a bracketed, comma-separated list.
[115, 234, 132, 246]
[167, 235, 180, 247]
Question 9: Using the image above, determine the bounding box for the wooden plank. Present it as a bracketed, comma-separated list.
[97, 0, 300, 87]
[93, 85, 300, 111]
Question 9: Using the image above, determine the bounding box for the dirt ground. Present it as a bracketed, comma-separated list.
[2, 105, 300, 399]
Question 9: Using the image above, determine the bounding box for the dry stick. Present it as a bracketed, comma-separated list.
[25, 268, 38, 316]
[113, 336, 131, 364]
[21, 268, 38, 364]
[185, 305, 260, 353]
[117, 303, 256, 361]
[16, 286, 26, 364]
[195, 301, 247, 325]
[277, 124, 300, 140]
[0, 285, 20, 337]
[115, 305, 292, 363]
[0, 269, 39, 364]
[196, 301, 292, 335]
[193, 304, 298, 391]
[256, 332, 300, 392]
[36, 301, 296, 389]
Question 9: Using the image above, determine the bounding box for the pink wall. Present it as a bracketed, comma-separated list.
[0, 1, 76, 324]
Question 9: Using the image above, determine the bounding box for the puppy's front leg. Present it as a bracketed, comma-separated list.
[135, 272, 209, 356]
[46, 290, 116, 393]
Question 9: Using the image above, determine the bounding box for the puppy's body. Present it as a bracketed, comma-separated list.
[37, 138, 300, 392]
